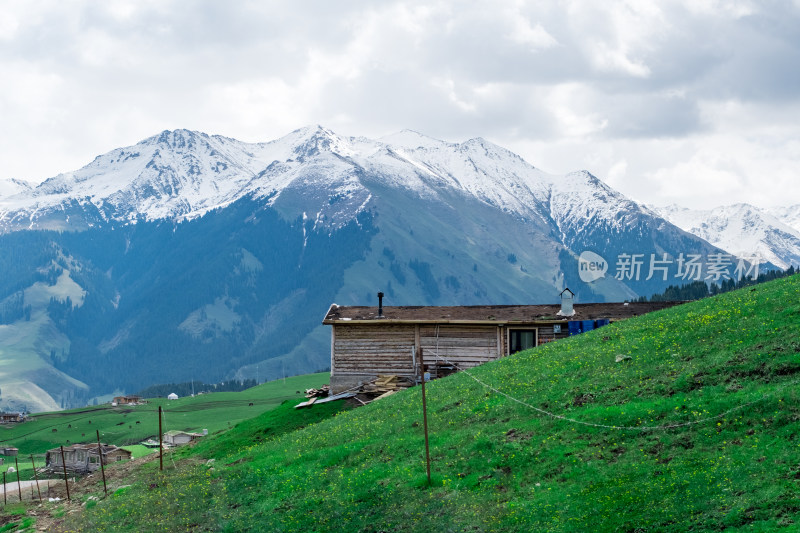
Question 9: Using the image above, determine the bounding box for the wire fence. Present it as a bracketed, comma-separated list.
[0, 395, 300, 444]
[429, 348, 798, 432]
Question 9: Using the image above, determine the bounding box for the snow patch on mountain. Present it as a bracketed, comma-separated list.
[766, 205, 800, 235]
[653, 203, 800, 269]
[0, 178, 33, 198]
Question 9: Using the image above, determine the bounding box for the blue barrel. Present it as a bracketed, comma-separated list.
[582, 320, 595, 332]
[568, 321, 582, 336]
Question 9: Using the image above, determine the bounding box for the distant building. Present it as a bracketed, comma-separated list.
[162, 430, 204, 446]
[1, 447, 19, 456]
[0, 413, 26, 424]
[112, 395, 144, 405]
[45, 443, 132, 474]
[167, 393, 179, 400]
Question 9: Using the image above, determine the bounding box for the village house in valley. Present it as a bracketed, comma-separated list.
[323, 291, 681, 393]
[111, 395, 144, 406]
[0, 412, 27, 424]
[45, 443, 132, 474]
[163, 430, 206, 446]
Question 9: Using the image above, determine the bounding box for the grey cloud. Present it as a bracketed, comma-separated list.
[599, 92, 703, 139]
[3, 0, 800, 209]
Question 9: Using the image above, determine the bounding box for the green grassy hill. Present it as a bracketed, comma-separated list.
[55, 274, 800, 531]
[0, 373, 328, 480]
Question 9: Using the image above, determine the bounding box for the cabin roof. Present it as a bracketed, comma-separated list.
[47, 443, 131, 455]
[323, 301, 682, 324]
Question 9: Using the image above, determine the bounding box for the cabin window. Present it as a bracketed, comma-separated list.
[509, 329, 537, 354]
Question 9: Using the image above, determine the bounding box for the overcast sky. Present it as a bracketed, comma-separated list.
[1, 0, 799, 209]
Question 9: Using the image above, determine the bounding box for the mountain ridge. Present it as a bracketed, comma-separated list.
[654, 202, 800, 270]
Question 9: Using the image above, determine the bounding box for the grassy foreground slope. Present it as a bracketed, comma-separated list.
[71, 275, 799, 532]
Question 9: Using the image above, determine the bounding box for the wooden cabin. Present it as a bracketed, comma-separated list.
[163, 430, 204, 446]
[112, 395, 143, 405]
[0, 413, 26, 424]
[323, 294, 681, 393]
[45, 443, 132, 474]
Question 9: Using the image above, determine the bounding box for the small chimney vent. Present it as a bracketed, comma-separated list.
[377, 292, 384, 318]
[557, 287, 575, 317]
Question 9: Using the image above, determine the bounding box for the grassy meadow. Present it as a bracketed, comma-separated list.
[8, 274, 800, 532]
[0, 373, 328, 481]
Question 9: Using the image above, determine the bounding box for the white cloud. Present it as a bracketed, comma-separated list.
[0, 0, 799, 209]
[606, 159, 628, 187]
[545, 84, 609, 138]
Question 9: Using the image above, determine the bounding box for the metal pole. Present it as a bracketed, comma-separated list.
[158, 405, 163, 471]
[3, 471, 6, 505]
[59, 445, 71, 501]
[14, 457, 21, 502]
[96, 430, 108, 496]
[418, 347, 432, 486]
[30, 455, 42, 501]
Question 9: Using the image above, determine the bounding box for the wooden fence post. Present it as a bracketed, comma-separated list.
[418, 347, 432, 486]
[96, 430, 108, 496]
[60, 446, 71, 501]
[30, 455, 42, 501]
[14, 457, 22, 502]
[159, 406, 163, 472]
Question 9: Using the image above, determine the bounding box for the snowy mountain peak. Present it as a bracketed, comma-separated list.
[378, 130, 453, 151]
[152, 128, 206, 147]
[766, 204, 800, 234]
[288, 125, 356, 160]
[0, 178, 33, 199]
[654, 203, 800, 269]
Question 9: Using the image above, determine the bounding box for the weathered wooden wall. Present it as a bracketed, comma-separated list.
[420, 325, 499, 369]
[332, 324, 417, 377]
[535, 324, 570, 345]
[331, 321, 574, 388]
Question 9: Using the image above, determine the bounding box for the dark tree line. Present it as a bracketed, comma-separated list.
[136, 379, 259, 398]
[637, 265, 797, 302]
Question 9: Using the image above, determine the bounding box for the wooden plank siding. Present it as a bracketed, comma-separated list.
[536, 324, 570, 345]
[420, 325, 498, 369]
[332, 324, 417, 377]
[332, 323, 574, 378]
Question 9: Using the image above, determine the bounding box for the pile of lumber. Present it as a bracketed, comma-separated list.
[304, 385, 330, 398]
[361, 375, 413, 395]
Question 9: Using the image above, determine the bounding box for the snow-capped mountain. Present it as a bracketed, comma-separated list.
[0, 126, 684, 240]
[0, 126, 734, 411]
[653, 203, 800, 270]
[766, 205, 800, 235]
[0, 178, 32, 198]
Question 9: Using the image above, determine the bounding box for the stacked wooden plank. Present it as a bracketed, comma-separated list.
[361, 374, 413, 395]
[304, 385, 330, 398]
